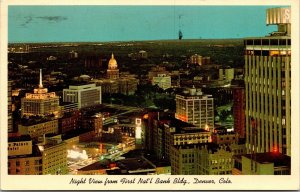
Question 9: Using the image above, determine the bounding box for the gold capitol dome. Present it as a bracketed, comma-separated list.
[108, 53, 118, 69]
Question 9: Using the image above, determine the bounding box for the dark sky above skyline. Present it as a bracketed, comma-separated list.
[8, 6, 281, 43]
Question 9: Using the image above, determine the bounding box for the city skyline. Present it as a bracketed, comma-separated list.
[8, 6, 282, 43]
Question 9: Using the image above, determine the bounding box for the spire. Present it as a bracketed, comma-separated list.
[39, 69, 43, 88]
[111, 53, 114, 59]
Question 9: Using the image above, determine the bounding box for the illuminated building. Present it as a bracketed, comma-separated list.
[151, 74, 171, 90]
[190, 54, 211, 66]
[8, 136, 42, 175]
[18, 118, 59, 139]
[244, 7, 291, 155]
[164, 119, 211, 161]
[175, 87, 214, 129]
[21, 69, 60, 117]
[219, 68, 235, 81]
[211, 130, 239, 145]
[107, 53, 119, 79]
[190, 54, 202, 65]
[148, 66, 169, 81]
[232, 152, 290, 175]
[170, 143, 233, 175]
[92, 54, 138, 95]
[8, 80, 13, 133]
[63, 83, 102, 109]
[39, 134, 68, 175]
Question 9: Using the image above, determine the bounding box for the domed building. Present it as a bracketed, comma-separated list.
[92, 53, 139, 95]
[107, 53, 119, 79]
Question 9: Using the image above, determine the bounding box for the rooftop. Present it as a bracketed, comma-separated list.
[8, 135, 32, 142]
[8, 145, 42, 159]
[20, 116, 56, 126]
[243, 152, 291, 167]
[116, 157, 155, 172]
[173, 142, 232, 153]
[78, 160, 110, 171]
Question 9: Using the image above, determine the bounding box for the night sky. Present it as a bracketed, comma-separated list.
[8, 6, 281, 43]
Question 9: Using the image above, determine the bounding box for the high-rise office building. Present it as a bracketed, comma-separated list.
[175, 87, 214, 129]
[63, 83, 101, 109]
[244, 7, 291, 156]
[21, 69, 60, 117]
[8, 81, 13, 132]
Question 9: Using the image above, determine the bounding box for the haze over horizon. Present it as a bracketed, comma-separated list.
[9, 6, 281, 43]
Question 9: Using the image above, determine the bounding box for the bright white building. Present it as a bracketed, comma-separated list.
[63, 84, 101, 109]
[175, 87, 214, 129]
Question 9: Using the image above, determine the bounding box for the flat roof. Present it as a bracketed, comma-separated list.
[8, 135, 32, 142]
[172, 142, 232, 153]
[116, 157, 155, 171]
[78, 161, 110, 171]
[243, 152, 291, 167]
[8, 145, 42, 159]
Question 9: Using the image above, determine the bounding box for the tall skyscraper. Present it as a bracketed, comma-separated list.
[244, 7, 291, 156]
[175, 87, 214, 129]
[8, 81, 13, 133]
[21, 69, 60, 117]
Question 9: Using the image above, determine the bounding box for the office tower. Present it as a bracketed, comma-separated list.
[175, 87, 214, 129]
[21, 69, 60, 117]
[63, 84, 101, 109]
[8, 81, 13, 132]
[244, 7, 291, 156]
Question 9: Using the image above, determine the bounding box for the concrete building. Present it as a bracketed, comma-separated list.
[18, 118, 59, 139]
[63, 83, 101, 109]
[175, 87, 214, 129]
[21, 69, 60, 117]
[151, 74, 172, 90]
[170, 143, 233, 175]
[244, 7, 291, 156]
[232, 152, 290, 175]
[39, 134, 68, 175]
[8, 136, 42, 175]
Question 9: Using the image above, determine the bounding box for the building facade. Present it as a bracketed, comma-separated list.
[244, 7, 291, 156]
[63, 84, 102, 109]
[175, 87, 214, 129]
[8, 81, 13, 132]
[18, 119, 59, 139]
[232, 86, 246, 138]
[8, 136, 42, 175]
[152, 74, 172, 90]
[21, 69, 60, 117]
[40, 134, 68, 175]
